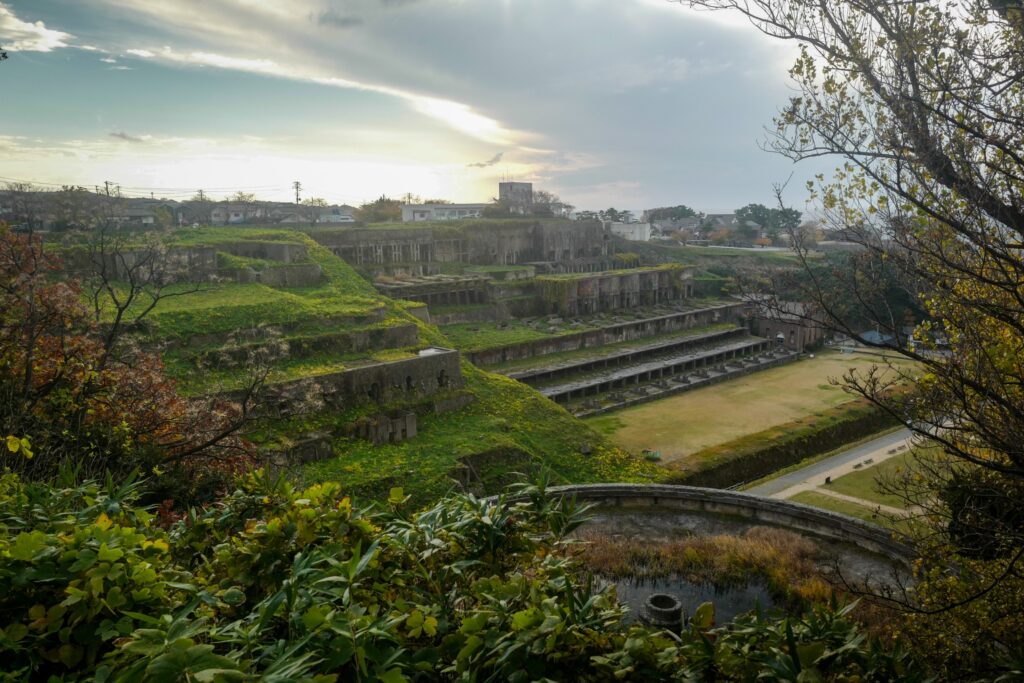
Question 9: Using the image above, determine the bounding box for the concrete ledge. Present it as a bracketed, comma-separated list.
[572, 352, 799, 418]
[536, 483, 914, 562]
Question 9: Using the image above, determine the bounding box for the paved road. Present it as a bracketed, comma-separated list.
[744, 428, 913, 498]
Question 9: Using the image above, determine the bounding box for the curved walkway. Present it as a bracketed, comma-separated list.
[745, 428, 913, 499]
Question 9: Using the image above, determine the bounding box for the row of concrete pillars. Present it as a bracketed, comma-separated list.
[553, 341, 771, 403]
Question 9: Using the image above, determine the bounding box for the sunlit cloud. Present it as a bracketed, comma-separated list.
[123, 46, 519, 145]
[0, 3, 72, 52]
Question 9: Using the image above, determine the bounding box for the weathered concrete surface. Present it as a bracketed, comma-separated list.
[571, 351, 799, 418]
[468, 303, 750, 367]
[509, 327, 749, 384]
[311, 220, 612, 271]
[538, 338, 773, 402]
[536, 266, 695, 316]
[540, 483, 913, 562]
[245, 346, 465, 416]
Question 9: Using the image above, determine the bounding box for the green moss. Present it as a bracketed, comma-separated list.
[440, 320, 601, 353]
[81, 225, 659, 506]
[299, 363, 663, 507]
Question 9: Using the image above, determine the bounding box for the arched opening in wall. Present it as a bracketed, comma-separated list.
[368, 382, 381, 402]
[789, 330, 795, 347]
[437, 370, 449, 389]
[406, 375, 414, 392]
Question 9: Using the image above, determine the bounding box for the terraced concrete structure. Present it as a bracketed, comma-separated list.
[310, 219, 613, 275]
[468, 303, 749, 367]
[373, 274, 491, 306]
[536, 265, 695, 316]
[528, 340, 792, 416]
[251, 346, 465, 419]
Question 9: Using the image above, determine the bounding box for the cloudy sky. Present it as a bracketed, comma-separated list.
[0, 0, 825, 212]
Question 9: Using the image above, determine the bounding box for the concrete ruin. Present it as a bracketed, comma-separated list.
[64, 239, 323, 287]
[251, 346, 465, 419]
[373, 274, 491, 306]
[310, 220, 613, 275]
[467, 303, 749, 367]
[535, 266, 695, 316]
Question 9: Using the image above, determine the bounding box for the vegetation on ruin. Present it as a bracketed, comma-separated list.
[439, 319, 603, 354]
[0, 227, 257, 506]
[485, 323, 739, 374]
[462, 264, 534, 274]
[299, 365, 662, 507]
[534, 262, 687, 282]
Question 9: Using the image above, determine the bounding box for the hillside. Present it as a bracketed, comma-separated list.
[93, 226, 660, 505]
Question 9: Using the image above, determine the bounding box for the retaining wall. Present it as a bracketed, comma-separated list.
[536, 484, 912, 561]
[572, 351, 798, 417]
[468, 303, 749, 367]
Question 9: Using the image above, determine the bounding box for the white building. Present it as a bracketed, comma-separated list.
[608, 221, 651, 241]
[402, 203, 489, 222]
[319, 206, 356, 223]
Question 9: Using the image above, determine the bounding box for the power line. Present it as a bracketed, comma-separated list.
[0, 174, 286, 194]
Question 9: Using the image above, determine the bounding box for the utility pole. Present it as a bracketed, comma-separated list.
[103, 181, 113, 197]
[197, 189, 206, 202]
[292, 181, 302, 204]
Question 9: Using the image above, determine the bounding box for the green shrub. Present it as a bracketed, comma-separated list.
[0, 470, 930, 681]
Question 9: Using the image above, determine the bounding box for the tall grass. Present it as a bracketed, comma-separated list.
[578, 526, 835, 610]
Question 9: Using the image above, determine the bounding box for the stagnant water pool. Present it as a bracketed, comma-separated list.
[610, 576, 777, 625]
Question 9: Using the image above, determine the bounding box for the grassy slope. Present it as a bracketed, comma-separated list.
[787, 490, 890, 524]
[118, 227, 658, 505]
[586, 350, 914, 464]
[787, 490, 916, 534]
[107, 229, 384, 343]
[301, 364, 661, 506]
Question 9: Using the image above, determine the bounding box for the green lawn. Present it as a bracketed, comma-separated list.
[787, 490, 891, 525]
[787, 490, 918, 535]
[587, 350, 914, 464]
[827, 451, 913, 508]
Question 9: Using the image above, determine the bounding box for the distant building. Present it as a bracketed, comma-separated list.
[498, 182, 533, 209]
[751, 299, 827, 352]
[651, 216, 702, 236]
[319, 206, 356, 223]
[116, 207, 157, 227]
[401, 203, 489, 222]
[607, 221, 651, 242]
[210, 202, 267, 225]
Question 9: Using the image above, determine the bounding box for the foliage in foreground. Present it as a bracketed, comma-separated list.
[0, 470, 928, 682]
